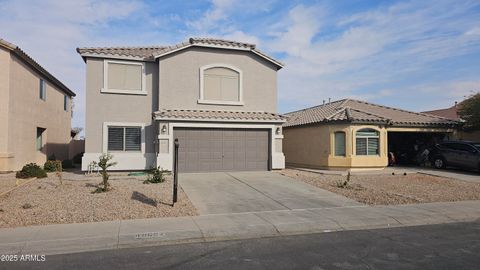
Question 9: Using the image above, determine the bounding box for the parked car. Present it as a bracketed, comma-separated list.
[429, 141, 480, 171]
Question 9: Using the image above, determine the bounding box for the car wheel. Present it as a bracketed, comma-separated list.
[433, 157, 446, 169]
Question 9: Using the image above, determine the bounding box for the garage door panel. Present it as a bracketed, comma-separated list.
[174, 128, 269, 172]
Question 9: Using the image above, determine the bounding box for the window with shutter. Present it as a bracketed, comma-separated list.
[107, 126, 141, 152]
[199, 65, 243, 105]
[103, 60, 146, 95]
[356, 129, 379, 156]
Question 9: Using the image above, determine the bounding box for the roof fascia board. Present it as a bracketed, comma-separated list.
[154, 116, 285, 123]
[79, 53, 153, 62]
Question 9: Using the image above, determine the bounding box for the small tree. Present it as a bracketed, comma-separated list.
[458, 93, 480, 130]
[97, 153, 117, 192]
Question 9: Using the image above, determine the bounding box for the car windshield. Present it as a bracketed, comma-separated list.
[473, 143, 480, 150]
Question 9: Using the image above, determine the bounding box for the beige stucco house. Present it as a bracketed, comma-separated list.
[283, 99, 460, 170]
[77, 38, 285, 172]
[0, 39, 76, 172]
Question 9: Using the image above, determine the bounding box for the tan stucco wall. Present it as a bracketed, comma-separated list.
[84, 58, 158, 154]
[0, 47, 12, 170]
[283, 124, 331, 168]
[0, 50, 72, 171]
[158, 47, 278, 113]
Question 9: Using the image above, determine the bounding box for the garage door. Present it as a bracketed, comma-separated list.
[174, 128, 269, 172]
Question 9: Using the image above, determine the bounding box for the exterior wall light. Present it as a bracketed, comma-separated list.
[276, 127, 281, 135]
[161, 124, 167, 134]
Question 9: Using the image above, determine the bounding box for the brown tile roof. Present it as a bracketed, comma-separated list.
[284, 99, 460, 128]
[422, 105, 461, 120]
[0, 38, 75, 97]
[76, 37, 284, 68]
[153, 109, 286, 122]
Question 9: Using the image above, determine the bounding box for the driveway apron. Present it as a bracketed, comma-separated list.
[179, 171, 361, 215]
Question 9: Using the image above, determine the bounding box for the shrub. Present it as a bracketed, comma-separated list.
[94, 153, 117, 193]
[336, 171, 351, 189]
[16, 163, 47, 179]
[143, 166, 166, 184]
[21, 203, 33, 209]
[62, 159, 75, 169]
[44, 160, 62, 172]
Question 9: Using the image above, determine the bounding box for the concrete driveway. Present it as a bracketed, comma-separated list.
[179, 171, 361, 215]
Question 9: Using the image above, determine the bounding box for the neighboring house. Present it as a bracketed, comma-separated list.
[77, 38, 285, 172]
[283, 99, 460, 170]
[0, 38, 76, 172]
[423, 102, 480, 141]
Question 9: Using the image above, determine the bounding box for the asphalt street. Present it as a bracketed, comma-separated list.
[4, 221, 480, 270]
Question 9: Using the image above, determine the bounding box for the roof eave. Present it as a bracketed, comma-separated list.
[153, 116, 286, 123]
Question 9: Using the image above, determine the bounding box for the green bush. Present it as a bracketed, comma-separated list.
[62, 159, 75, 169]
[16, 163, 47, 179]
[143, 166, 166, 184]
[44, 160, 62, 172]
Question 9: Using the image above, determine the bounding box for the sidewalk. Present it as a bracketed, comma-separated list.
[1, 200, 479, 256]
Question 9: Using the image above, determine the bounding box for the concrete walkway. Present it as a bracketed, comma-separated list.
[1, 200, 479, 256]
[179, 172, 361, 214]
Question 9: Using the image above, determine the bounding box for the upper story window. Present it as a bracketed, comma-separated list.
[356, 128, 379, 156]
[102, 60, 146, 95]
[198, 64, 243, 106]
[63, 95, 68, 111]
[39, 79, 46, 100]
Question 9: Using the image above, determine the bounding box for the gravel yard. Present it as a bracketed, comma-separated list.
[0, 172, 197, 228]
[279, 169, 480, 205]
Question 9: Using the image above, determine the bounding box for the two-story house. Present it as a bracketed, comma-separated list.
[0, 38, 76, 172]
[77, 38, 285, 172]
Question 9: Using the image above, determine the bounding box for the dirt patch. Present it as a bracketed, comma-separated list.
[0, 173, 197, 228]
[279, 169, 480, 205]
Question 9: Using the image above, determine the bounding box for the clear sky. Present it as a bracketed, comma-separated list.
[1, 0, 479, 133]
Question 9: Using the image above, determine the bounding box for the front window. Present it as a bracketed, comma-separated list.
[334, 131, 346, 156]
[103, 60, 145, 94]
[199, 65, 242, 105]
[107, 126, 141, 152]
[356, 129, 379, 155]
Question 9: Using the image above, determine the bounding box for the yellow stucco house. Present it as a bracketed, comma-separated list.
[283, 99, 460, 171]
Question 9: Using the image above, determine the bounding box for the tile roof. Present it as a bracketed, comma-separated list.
[76, 37, 284, 68]
[0, 38, 75, 97]
[153, 109, 286, 122]
[284, 99, 461, 128]
[422, 104, 461, 120]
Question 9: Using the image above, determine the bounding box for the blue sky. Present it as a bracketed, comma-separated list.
[1, 0, 479, 132]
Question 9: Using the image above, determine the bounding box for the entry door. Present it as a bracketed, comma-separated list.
[174, 128, 269, 173]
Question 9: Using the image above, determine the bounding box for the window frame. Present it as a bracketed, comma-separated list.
[102, 122, 145, 153]
[355, 128, 380, 156]
[39, 78, 46, 101]
[102, 59, 147, 95]
[198, 63, 244, 106]
[36, 127, 46, 151]
[334, 131, 346, 157]
[63, 95, 68, 111]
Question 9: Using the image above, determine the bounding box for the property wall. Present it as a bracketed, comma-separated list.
[0, 52, 72, 171]
[0, 47, 11, 171]
[158, 47, 278, 113]
[458, 130, 480, 142]
[82, 58, 158, 170]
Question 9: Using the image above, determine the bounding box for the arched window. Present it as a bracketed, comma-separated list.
[334, 131, 346, 156]
[199, 64, 242, 105]
[356, 129, 379, 155]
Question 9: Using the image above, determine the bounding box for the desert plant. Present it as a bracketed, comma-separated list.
[16, 163, 47, 179]
[61, 159, 75, 169]
[143, 166, 167, 184]
[95, 153, 117, 192]
[44, 160, 62, 172]
[21, 203, 33, 209]
[336, 171, 351, 188]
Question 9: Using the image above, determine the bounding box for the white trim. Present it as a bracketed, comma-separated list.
[102, 122, 146, 154]
[154, 117, 285, 123]
[198, 63, 243, 106]
[102, 59, 147, 95]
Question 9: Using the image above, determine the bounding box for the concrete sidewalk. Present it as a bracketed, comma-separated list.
[1, 200, 479, 256]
